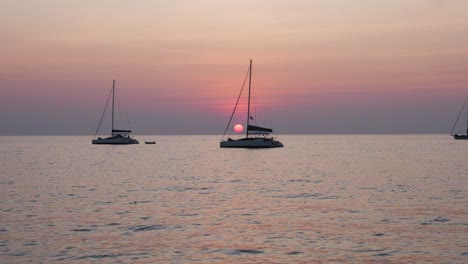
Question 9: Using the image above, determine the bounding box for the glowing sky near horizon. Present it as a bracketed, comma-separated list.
[1, 0, 468, 134]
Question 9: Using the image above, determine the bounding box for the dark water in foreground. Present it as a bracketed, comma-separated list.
[1, 135, 467, 263]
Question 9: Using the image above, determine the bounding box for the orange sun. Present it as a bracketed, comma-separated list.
[234, 124, 244, 133]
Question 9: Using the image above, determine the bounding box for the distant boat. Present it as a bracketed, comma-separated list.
[450, 97, 468, 140]
[145, 141, 156, 144]
[92, 80, 139, 145]
[220, 60, 283, 148]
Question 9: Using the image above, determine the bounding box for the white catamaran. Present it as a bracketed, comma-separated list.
[450, 97, 468, 140]
[220, 60, 283, 148]
[92, 80, 139, 145]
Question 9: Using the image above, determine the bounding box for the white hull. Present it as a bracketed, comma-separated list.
[92, 136, 139, 145]
[220, 137, 283, 148]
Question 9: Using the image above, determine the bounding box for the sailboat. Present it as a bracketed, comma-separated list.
[450, 97, 468, 140]
[220, 60, 283, 148]
[92, 80, 139, 144]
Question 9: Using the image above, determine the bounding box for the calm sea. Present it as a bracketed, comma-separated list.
[1, 135, 467, 263]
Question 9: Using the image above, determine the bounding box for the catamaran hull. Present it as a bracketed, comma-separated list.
[453, 135, 468, 140]
[92, 138, 139, 144]
[220, 138, 283, 148]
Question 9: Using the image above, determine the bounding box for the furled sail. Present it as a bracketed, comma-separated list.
[247, 125, 273, 133]
[112, 129, 132, 133]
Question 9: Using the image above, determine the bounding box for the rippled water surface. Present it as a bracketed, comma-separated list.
[1, 135, 467, 263]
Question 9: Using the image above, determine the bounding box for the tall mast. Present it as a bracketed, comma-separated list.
[112, 80, 115, 134]
[246, 59, 252, 138]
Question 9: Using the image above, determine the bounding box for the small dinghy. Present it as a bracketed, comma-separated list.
[145, 141, 156, 144]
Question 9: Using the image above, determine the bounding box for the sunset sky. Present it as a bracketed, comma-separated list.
[1, 0, 468, 135]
